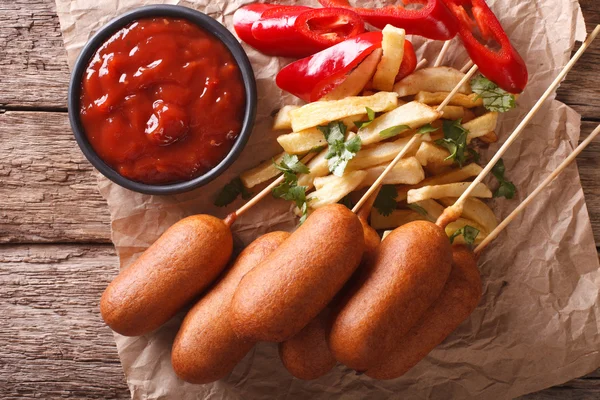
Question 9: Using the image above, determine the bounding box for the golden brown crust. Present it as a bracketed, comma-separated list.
[328, 220, 452, 372]
[366, 245, 482, 379]
[230, 204, 365, 342]
[278, 310, 337, 380]
[171, 231, 290, 384]
[100, 215, 233, 337]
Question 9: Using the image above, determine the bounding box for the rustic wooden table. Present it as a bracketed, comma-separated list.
[0, 0, 598, 398]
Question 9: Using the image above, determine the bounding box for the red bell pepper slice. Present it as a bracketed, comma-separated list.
[276, 31, 383, 102]
[276, 32, 418, 102]
[233, 4, 278, 55]
[318, 0, 458, 40]
[442, 0, 528, 93]
[396, 40, 417, 81]
[251, 6, 365, 58]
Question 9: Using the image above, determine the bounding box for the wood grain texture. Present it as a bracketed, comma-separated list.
[0, 111, 111, 244]
[0, 0, 598, 399]
[0, 244, 129, 399]
[0, 0, 69, 109]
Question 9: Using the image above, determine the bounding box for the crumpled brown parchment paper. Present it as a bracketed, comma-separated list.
[55, 0, 600, 398]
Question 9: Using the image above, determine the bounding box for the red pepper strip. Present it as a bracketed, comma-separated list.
[251, 7, 365, 58]
[396, 40, 417, 81]
[443, 0, 528, 93]
[233, 4, 278, 54]
[318, 0, 458, 40]
[276, 31, 383, 102]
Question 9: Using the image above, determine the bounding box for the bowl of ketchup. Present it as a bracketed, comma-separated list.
[68, 5, 257, 195]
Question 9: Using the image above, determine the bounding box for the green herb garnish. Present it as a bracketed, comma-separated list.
[354, 107, 376, 129]
[214, 177, 252, 207]
[374, 185, 398, 216]
[417, 123, 439, 135]
[272, 154, 311, 223]
[491, 158, 516, 199]
[379, 124, 411, 139]
[319, 121, 362, 176]
[449, 225, 480, 245]
[471, 75, 516, 113]
[435, 119, 469, 167]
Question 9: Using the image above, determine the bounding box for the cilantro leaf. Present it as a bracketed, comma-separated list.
[354, 107, 376, 129]
[214, 177, 252, 207]
[379, 124, 411, 139]
[319, 121, 362, 176]
[272, 154, 312, 223]
[374, 185, 398, 216]
[417, 123, 439, 135]
[435, 119, 469, 167]
[449, 225, 480, 245]
[408, 204, 428, 217]
[274, 154, 310, 175]
[492, 158, 516, 199]
[471, 75, 516, 113]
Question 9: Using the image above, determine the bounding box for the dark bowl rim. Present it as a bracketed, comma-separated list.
[68, 4, 257, 195]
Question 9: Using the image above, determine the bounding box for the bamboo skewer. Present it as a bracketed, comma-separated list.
[474, 123, 600, 254]
[460, 60, 474, 73]
[433, 40, 452, 67]
[231, 153, 316, 222]
[436, 24, 600, 228]
[352, 64, 480, 214]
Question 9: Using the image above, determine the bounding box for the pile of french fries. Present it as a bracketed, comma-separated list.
[240, 26, 501, 244]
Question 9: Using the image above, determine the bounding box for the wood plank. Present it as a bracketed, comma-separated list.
[0, 242, 597, 399]
[0, 111, 111, 243]
[0, 0, 598, 118]
[0, 244, 129, 399]
[0, 0, 68, 109]
[3, 113, 600, 245]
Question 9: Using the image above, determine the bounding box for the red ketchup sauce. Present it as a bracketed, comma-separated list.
[80, 18, 246, 185]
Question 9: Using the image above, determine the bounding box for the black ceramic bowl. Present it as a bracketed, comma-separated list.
[68, 5, 257, 195]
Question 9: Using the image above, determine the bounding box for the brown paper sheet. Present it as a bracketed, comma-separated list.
[55, 0, 600, 398]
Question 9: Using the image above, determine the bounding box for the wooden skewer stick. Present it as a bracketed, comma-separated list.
[460, 60, 474, 73]
[351, 64, 480, 214]
[230, 153, 316, 223]
[436, 24, 600, 229]
[433, 40, 452, 67]
[415, 58, 429, 70]
[474, 123, 600, 255]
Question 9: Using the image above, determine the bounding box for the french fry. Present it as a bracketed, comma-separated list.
[370, 209, 425, 230]
[357, 157, 425, 189]
[273, 105, 300, 130]
[412, 199, 444, 220]
[373, 25, 406, 92]
[445, 219, 488, 245]
[440, 105, 465, 120]
[407, 182, 492, 203]
[414, 142, 454, 174]
[277, 116, 363, 154]
[307, 170, 367, 209]
[277, 129, 326, 155]
[347, 134, 427, 171]
[464, 112, 499, 142]
[240, 152, 285, 188]
[394, 67, 472, 97]
[290, 92, 399, 132]
[322, 49, 383, 101]
[478, 131, 498, 143]
[358, 101, 441, 146]
[297, 149, 329, 190]
[438, 197, 498, 235]
[396, 163, 483, 201]
[415, 91, 483, 108]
